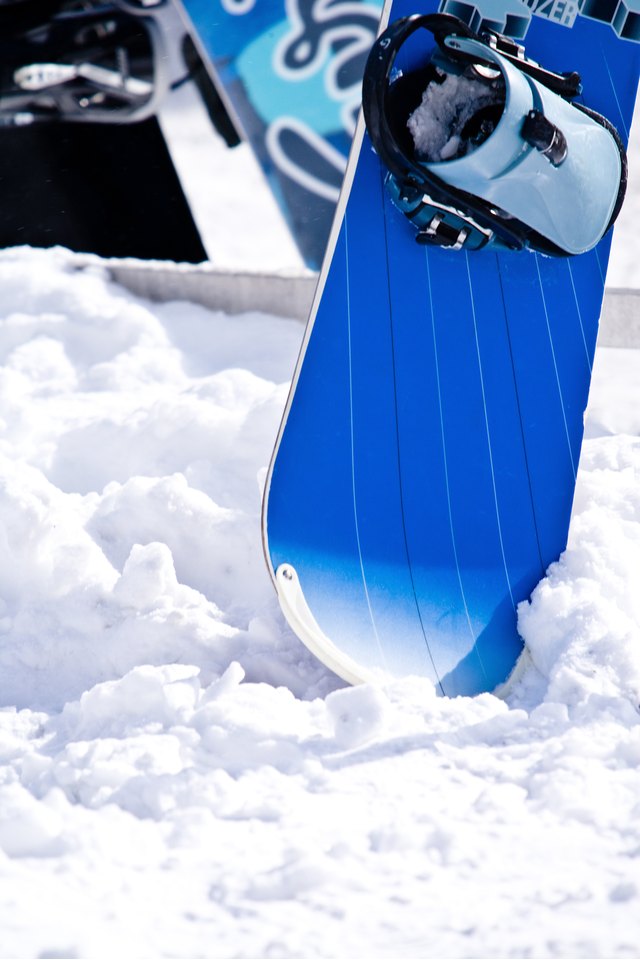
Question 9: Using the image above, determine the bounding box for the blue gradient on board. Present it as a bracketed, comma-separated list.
[265, 0, 640, 696]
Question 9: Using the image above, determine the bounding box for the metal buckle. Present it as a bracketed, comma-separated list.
[411, 194, 494, 250]
[417, 213, 469, 249]
[484, 31, 527, 63]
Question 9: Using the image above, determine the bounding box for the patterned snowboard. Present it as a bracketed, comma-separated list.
[171, 0, 384, 268]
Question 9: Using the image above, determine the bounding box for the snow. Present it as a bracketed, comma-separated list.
[0, 78, 639, 960]
[407, 68, 503, 161]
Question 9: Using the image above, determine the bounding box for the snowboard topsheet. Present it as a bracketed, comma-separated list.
[172, 0, 384, 269]
[263, 0, 640, 696]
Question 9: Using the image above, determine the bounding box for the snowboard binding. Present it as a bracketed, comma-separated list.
[0, 0, 167, 126]
[362, 13, 627, 255]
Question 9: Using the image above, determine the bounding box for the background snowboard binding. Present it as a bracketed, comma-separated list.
[0, 0, 168, 125]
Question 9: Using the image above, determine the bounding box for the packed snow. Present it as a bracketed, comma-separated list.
[0, 78, 639, 960]
[408, 68, 503, 161]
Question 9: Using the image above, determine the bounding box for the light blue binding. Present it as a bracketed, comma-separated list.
[421, 36, 623, 255]
[377, 21, 626, 256]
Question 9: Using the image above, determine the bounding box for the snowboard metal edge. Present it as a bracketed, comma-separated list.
[261, 92, 384, 588]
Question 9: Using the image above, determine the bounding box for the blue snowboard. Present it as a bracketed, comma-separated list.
[263, 0, 640, 697]
[171, 0, 384, 269]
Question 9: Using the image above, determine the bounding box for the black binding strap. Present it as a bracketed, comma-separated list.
[362, 15, 524, 251]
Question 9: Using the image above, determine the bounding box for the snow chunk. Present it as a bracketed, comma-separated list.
[518, 436, 640, 711]
[0, 784, 67, 857]
[408, 69, 503, 162]
[60, 664, 201, 740]
[326, 683, 389, 748]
